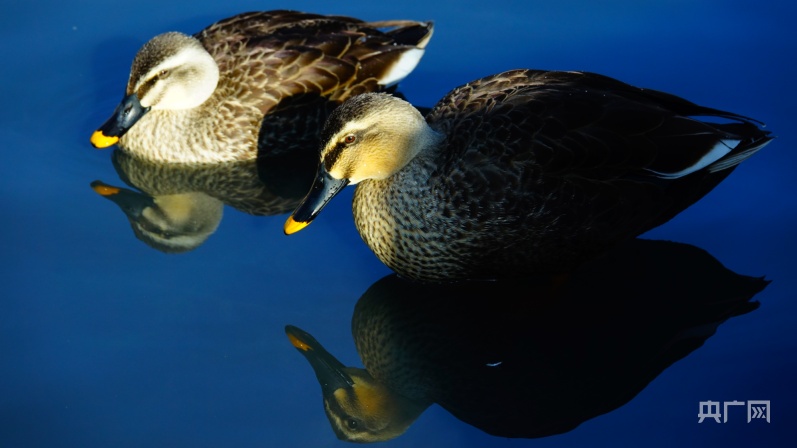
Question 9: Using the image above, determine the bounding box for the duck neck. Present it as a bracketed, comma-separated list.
[119, 84, 260, 163]
[405, 121, 445, 169]
[418, 123, 445, 155]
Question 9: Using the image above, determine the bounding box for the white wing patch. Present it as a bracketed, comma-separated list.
[647, 139, 740, 179]
[378, 48, 425, 87]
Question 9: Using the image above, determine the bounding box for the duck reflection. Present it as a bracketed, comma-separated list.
[286, 238, 769, 442]
[91, 148, 315, 252]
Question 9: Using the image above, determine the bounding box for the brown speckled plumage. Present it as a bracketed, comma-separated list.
[297, 69, 773, 283]
[99, 10, 433, 163]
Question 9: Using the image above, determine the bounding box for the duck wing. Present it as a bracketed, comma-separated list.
[196, 10, 433, 115]
[426, 69, 773, 235]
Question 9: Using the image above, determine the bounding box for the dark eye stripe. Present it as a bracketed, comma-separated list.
[136, 76, 159, 99]
[324, 141, 348, 172]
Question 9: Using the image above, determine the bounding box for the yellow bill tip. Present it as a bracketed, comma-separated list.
[90, 130, 119, 148]
[287, 332, 312, 352]
[284, 216, 310, 235]
[91, 184, 121, 196]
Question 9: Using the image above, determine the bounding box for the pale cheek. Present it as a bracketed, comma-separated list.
[328, 166, 349, 180]
[139, 95, 157, 109]
[160, 86, 195, 110]
[354, 163, 388, 183]
[140, 86, 165, 109]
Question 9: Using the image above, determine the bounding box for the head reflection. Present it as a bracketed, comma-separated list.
[91, 149, 315, 252]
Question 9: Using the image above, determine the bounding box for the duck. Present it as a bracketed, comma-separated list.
[283, 69, 774, 283]
[90, 10, 434, 163]
[285, 239, 769, 442]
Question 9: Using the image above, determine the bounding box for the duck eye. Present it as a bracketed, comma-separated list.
[158, 69, 169, 78]
[344, 134, 356, 144]
[346, 419, 359, 430]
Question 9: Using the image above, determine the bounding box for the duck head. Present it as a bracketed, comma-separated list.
[91, 32, 219, 148]
[91, 180, 222, 253]
[283, 93, 442, 234]
[285, 324, 429, 442]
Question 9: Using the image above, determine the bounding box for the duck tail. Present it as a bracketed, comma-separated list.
[366, 20, 435, 49]
[707, 123, 775, 173]
[641, 116, 774, 231]
[355, 21, 435, 88]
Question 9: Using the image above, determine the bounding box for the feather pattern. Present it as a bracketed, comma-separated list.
[289, 69, 774, 283]
[91, 10, 433, 163]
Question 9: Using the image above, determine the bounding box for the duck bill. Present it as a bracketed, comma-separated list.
[284, 166, 349, 235]
[90, 93, 150, 148]
[90, 180, 155, 219]
[285, 325, 355, 395]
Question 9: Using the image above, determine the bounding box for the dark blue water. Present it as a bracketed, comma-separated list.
[2, 1, 795, 447]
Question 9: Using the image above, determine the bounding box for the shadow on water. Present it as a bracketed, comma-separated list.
[286, 238, 769, 443]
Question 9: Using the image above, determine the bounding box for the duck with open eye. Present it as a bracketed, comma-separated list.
[285, 69, 773, 283]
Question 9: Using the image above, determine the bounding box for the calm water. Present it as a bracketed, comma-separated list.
[2, 1, 795, 447]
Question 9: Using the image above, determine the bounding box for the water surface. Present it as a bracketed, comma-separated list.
[1, 1, 795, 447]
